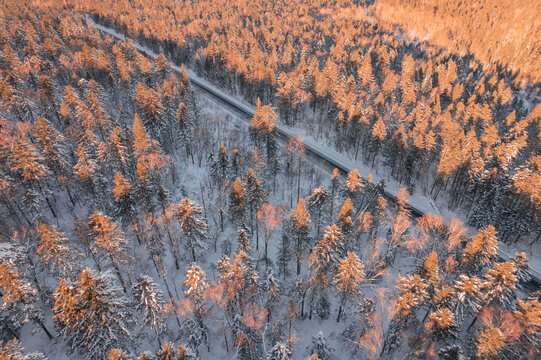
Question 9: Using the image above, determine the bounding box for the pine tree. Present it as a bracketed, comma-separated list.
[514, 296, 541, 350]
[245, 168, 266, 250]
[250, 98, 278, 161]
[184, 264, 208, 322]
[0, 339, 47, 360]
[463, 225, 499, 269]
[212, 144, 228, 182]
[53, 269, 132, 360]
[237, 225, 252, 255]
[10, 136, 51, 182]
[132, 275, 164, 334]
[36, 223, 78, 277]
[155, 342, 174, 360]
[334, 251, 365, 322]
[343, 169, 364, 200]
[133, 113, 154, 158]
[134, 82, 165, 134]
[483, 261, 518, 307]
[307, 225, 341, 319]
[428, 307, 456, 335]
[309, 331, 333, 360]
[329, 168, 341, 220]
[74, 144, 96, 185]
[229, 177, 246, 226]
[263, 268, 280, 320]
[33, 117, 69, 175]
[109, 127, 130, 172]
[336, 198, 354, 249]
[112, 172, 134, 221]
[396, 274, 429, 316]
[358, 54, 374, 90]
[107, 348, 128, 360]
[173, 198, 208, 263]
[290, 198, 311, 275]
[88, 211, 130, 291]
[454, 274, 485, 319]
[475, 326, 507, 359]
[0, 259, 50, 338]
[266, 342, 292, 360]
[307, 187, 328, 240]
[370, 117, 387, 165]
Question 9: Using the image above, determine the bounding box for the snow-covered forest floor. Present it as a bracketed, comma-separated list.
[1, 2, 540, 360]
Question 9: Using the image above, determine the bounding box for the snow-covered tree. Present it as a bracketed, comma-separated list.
[88, 211, 130, 291]
[36, 223, 79, 277]
[462, 225, 499, 270]
[307, 186, 329, 240]
[290, 198, 311, 275]
[173, 198, 208, 262]
[229, 177, 246, 226]
[53, 269, 133, 359]
[334, 251, 365, 322]
[266, 342, 292, 360]
[132, 275, 164, 334]
[107, 348, 128, 360]
[184, 264, 208, 322]
[0, 339, 47, 360]
[245, 168, 266, 250]
[308, 225, 341, 319]
[308, 331, 333, 360]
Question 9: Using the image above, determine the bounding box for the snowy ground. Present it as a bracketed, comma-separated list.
[80, 16, 541, 359]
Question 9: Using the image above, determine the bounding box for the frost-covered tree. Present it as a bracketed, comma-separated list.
[112, 172, 135, 221]
[0, 256, 52, 339]
[462, 225, 499, 271]
[229, 177, 246, 226]
[343, 169, 364, 201]
[53, 269, 133, 360]
[184, 264, 208, 323]
[263, 268, 280, 320]
[307, 225, 341, 320]
[36, 223, 79, 277]
[308, 331, 333, 360]
[245, 168, 266, 250]
[336, 198, 354, 252]
[173, 198, 209, 262]
[396, 274, 429, 317]
[0, 339, 47, 360]
[290, 198, 311, 275]
[483, 261, 518, 307]
[307, 186, 329, 240]
[329, 168, 341, 220]
[250, 98, 278, 161]
[88, 211, 130, 291]
[107, 348, 128, 360]
[266, 342, 292, 360]
[33, 117, 69, 175]
[454, 274, 485, 319]
[334, 251, 365, 322]
[133, 275, 164, 335]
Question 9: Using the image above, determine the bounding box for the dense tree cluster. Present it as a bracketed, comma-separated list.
[0, 1, 539, 360]
[75, 0, 541, 244]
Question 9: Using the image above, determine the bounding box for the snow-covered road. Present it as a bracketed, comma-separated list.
[85, 15, 541, 289]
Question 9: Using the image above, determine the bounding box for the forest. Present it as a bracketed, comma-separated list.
[0, 0, 539, 359]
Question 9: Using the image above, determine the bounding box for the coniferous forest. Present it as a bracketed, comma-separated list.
[0, 0, 540, 359]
